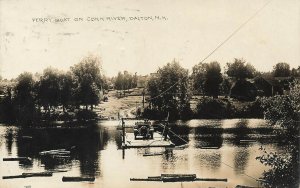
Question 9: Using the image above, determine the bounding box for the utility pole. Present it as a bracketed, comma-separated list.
[142, 89, 145, 109]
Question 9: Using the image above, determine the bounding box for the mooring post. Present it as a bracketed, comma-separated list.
[122, 118, 125, 144]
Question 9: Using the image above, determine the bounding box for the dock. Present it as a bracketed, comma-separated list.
[122, 132, 174, 148]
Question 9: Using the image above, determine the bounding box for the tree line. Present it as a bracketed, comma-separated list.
[145, 58, 300, 120]
[0, 55, 104, 124]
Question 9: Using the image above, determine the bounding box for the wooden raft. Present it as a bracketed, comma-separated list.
[122, 132, 174, 148]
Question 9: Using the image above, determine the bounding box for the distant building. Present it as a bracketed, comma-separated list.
[229, 79, 257, 101]
[251, 76, 299, 97]
[137, 75, 149, 88]
[253, 76, 282, 96]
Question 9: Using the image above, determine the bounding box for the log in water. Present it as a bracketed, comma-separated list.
[161, 174, 196, 182]
[62, 176, 95, 182]
[3, 157, 32, 162]
[3, 172, 52, 179]
[143, 152, 164, 156]
[130, 174, 227, 182]
[22, 172, 53, 177]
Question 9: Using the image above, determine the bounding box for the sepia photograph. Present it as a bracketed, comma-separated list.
[0, 0, 299, 187]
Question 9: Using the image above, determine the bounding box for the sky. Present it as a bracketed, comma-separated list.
[0, 0, 299, 79]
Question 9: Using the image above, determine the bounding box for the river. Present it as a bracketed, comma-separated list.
[0, 119, 288, 188]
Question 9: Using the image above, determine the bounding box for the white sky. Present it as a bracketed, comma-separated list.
[0, 0, 299, 79]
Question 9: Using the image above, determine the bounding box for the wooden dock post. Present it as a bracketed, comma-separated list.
[122, 118, 125, 145]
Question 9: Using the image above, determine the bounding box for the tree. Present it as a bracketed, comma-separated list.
[114, 72, 124, 90]
[14, 72, 37, 125]
[226, 58, 256, 80]
[273, 62, 291, 77]
[147, 60, 191, 119]
[71, 55, 103, 110]
[220, 78, 231, 97]
[114, 71, 136, 92]
[203, 62, 223, 98]
[191, 61, 223, 98]
[291, 66, 300, 77]
[14, 72, 35, 108]
[59, 71, 75, 112]
[37, 67, 61, 114]
[257, 80, 300, 187]
[191, 62, 207, 94]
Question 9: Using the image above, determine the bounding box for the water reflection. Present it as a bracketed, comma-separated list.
[231, 120, 250, 175]
[14, 125, 109, 177]
[233, 147, 250, 175]
[194, 126, 223, 148]
[5, 128, 14, 155]
[0, 119, 293, 188]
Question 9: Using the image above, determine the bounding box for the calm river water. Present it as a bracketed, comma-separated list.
[0, 119, 289, 188]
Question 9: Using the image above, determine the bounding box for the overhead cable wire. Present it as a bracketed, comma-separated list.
[146, 0, 272, 102]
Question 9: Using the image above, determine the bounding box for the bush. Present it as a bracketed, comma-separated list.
[143, 107, 167, 120]
[75, 110, 97, 121]
[196, 97, 230, 119]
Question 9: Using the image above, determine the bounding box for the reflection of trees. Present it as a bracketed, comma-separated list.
[194, 125, 223, 171]
[194, 126, 223, 148]
[233, 147, 249, 174]
[5, 128, 14, 154]
[229, 119, 251, 145]
[229, 119, 251, 174]
[15, 124, 109, 177]
[77, 126, 108, 177]
[169, 124, 190, 145]
[197, 151, 221, 171]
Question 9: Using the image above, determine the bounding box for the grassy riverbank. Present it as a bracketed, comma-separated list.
[96, 90, 263, 120]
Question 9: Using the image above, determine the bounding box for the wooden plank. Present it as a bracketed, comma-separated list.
[239, 140, 256, 143]
[200, 146, 220, 149]
[161, 174, 196, 182]
[22, 172, 53, 177]
[161, 175, 195, 182]
[3, 172, 52, 179]
[3, 157, 31, 162]
[62, 176, 95, 182]
[195, 178, 227, 182]
[143, 152, 164, 156]
[130, 178, 161, 182]
[162, 177, 196, 182]
[3, 175, 27, 179]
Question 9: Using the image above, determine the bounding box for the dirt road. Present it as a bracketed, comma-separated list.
[94, 90, 144, 119]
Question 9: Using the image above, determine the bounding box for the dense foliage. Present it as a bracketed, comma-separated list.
[191, 61, 223, 98]
[273, 62, 291, 77]
[0, 55, 104, 125]
[147, 60, 191, 120]
[114, 71, 137, 91]
[257, 80, 300, 188]
[226, 58, 256, 80]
